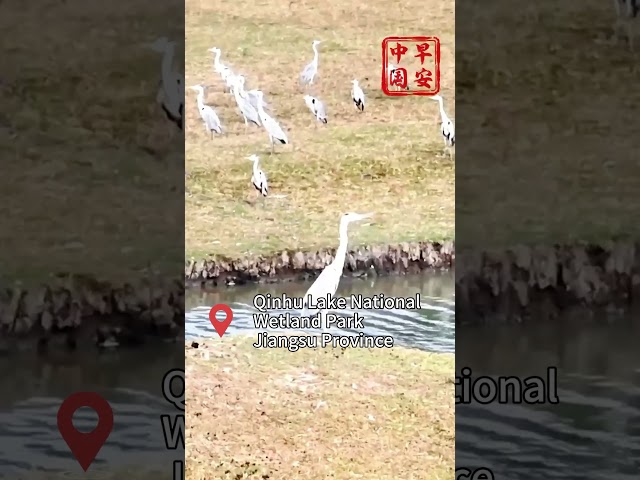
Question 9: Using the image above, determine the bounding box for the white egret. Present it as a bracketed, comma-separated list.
[148, 37, 184, 130]
[254, 90, 289, 153]
[351, 79, 365, 112]
[430, 94, 455, 157]
[300, 40, 322, 86]
[248, 154, 268, 199]
[303, 95, 328, 124]
[230, 77, 261, 128]
[189, 85, 222, 137]
[302, 212, 374, 330]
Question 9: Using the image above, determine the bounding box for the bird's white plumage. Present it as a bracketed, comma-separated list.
[209, 47, 235, 91]
[351, 79, 365, 112]
[302, 212, 373, 329]
[235, 75, 270, 111]
[189, 85, 222, 136]
[254, 90, 289, 151]
[431, 94, 455, 147]
[231, 77, 261, 126]
[303, 94, 327, 123]
[300, 40, 322, 85]
[248, 154, 268, 197]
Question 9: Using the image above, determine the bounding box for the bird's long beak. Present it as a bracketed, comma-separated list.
[359, 212, 374, 220]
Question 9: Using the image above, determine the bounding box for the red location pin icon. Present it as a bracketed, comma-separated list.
[209, 304, 233, 337]
[57, 392, 114, 472]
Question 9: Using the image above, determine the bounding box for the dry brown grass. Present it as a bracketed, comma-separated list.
[1, 0, 185, 284]
[186, 336, 454, 479]
[185, 0, 455, 259]
[457, 0, 640, 247]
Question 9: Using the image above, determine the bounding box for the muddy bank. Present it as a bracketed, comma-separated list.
[456, 243, 640, 324]
[185, 241, 455, 287]
[0, 275, 184, 351]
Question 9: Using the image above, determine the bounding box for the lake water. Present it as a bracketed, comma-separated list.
[185, 273, 456, 353]
[3, 271, 639, 479]
[457, 314, 640, 479]
[0, 347, 183, 478]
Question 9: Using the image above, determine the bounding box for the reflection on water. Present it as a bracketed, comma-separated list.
[0, 348, 182, 478]
[457, 314, 640, 479]
[186, 273, 456, 353]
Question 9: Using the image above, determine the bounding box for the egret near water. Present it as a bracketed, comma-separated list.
[231, 76, 261, 128]
[302, 212, 374, 330]
[248, 154, 268, 200]
[351, 79, 365, 112]
[300, 40, 322, 86]
[147, 37, 184, 130]
[303, 95, 328, 124]
[430, 94, 455, 159]
[189, 85, 222, 138]
[254, 90, 289, 153]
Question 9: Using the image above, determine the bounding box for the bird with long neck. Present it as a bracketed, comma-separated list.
[231, 76, 260, 128]
[301, 212, 373, 330]
[208, 47, 233, 91]
[430, 94, 455, 157]
[300, 40, 322, 87]
[248, 154, 268, 199]
[191, 85, 206, 111]
[311, 40, 320, 70]
[431, 94, 451, 126]
[254, 90, 288, 153]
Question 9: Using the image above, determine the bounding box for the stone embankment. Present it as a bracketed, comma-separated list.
[0, 275, 184, 350]
[456, 243, 640, 324]
[184, 241, 456, 286]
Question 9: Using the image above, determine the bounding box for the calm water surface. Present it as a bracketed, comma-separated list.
[457, 314, 640, 479]
[0, 347, 182, 478]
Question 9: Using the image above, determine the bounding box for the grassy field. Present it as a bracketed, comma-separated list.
[186, 336, 454, 479]
[185, 0, 455, 259]
[456, 0, 640, 248]
[1, 0, 184, 284]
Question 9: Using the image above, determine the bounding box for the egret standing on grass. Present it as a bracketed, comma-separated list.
[303, 95, 328, 124]
[430, 94, 455, 158]
[148, 37, 184, 130]
[302, 212, 374, 330]
[300, 40, 322, 86]
[189, 85, 222, 137]
[231, 76, 261, 128]
[351, 79, 365, 112]
[254, 91, 289, 153]
[248, 154, 268, 199]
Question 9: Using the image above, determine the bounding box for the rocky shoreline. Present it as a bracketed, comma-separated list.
[184, 241, 456, 287]
[456, 242, 640, 324]
[0, 275, 184, 351]
[6, 241, 640, 343]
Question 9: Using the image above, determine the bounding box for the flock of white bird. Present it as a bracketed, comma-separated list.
[146, 36, 454, 325]
[147, 37, 454, 201]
